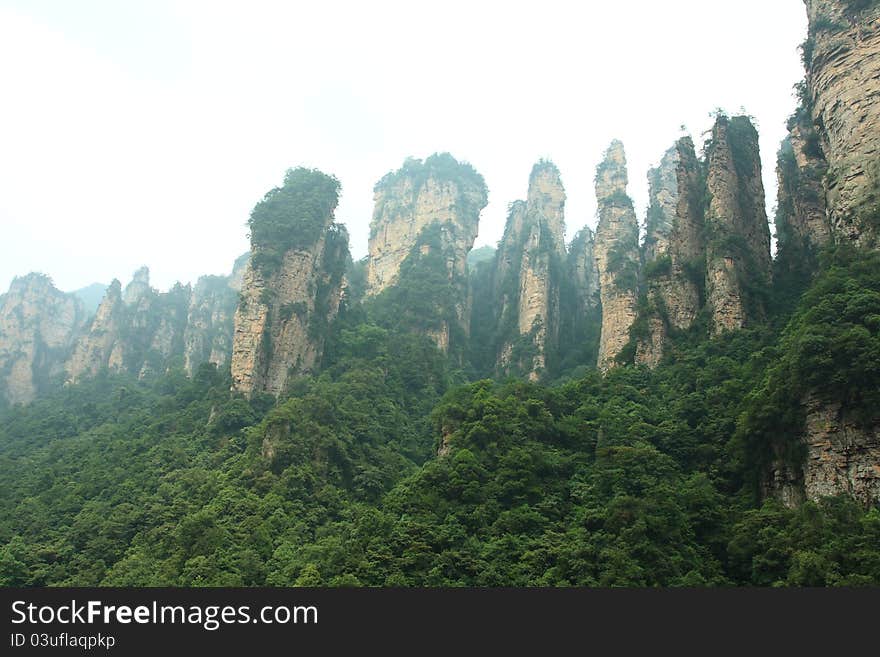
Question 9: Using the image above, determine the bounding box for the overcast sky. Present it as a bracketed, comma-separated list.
[0, 0, 807, 294]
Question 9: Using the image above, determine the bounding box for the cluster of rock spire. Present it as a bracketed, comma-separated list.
[0, 259, 246, 405]
[1, 0, 877, 503]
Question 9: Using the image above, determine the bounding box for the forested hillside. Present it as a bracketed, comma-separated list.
[2, 0, 879, 590]
[2, 246, 878, 586]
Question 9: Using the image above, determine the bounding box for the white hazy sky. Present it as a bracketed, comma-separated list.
[0, 0, 808, 293]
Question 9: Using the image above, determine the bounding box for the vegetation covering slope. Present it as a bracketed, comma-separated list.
[2, 247, 879, 587]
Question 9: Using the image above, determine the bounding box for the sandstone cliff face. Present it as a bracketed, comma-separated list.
[704, 116, 772, 335]
[231, 170, 348, 398]
[802, 394, 880, 505]
[366, 154, 487, 353]
[637, 137, 705, 367]
[764, 394, 880, 508]
[494, 162, 566, 380]
[367, 154, 486, 296]
[595, 141, 640, 371]
[804, 0, 880, 246]
[0, 274, 87, 405]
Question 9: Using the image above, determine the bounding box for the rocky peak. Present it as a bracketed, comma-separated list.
[228, 253, 250, 292]
[365, 153, 487, 354]
[704, 115, 772, 335]
[0, 273, 86, 405]
[595, 140, 629, 203]
[636, 136, 705, 367]
[183, 255, 249, 375]
[65, 279, 125, 383]
[231, 168, 349, 397]
[491, 162, 568, 380]
[594, 141, 640, 371]
[367, 153, 487, 297]
[527, 160, 566, 254]
[123, 266, 151, 305]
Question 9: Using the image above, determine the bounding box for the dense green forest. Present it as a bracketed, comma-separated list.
[2, 246, 878, 587]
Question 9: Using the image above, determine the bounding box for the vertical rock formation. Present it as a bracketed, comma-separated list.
[567, 226, 600, 323]
[65, 279, 125, 383]
[594, 141, 640, 371]
[231, 168, 349, 397]
[0, 274, 87, 405]
[494, 162, 566, 380]
[183, 254, 249, 375]
[637, 137, 705, 366]
[65, 269, 192, 382]
[366, 153, 487, 353]
[556, 226, 601, 371]
[775, 113, 831, 262]
[123, 266, 151, 305]
[764, 2, 880, 510]
[803, 0, 880, 246]
[527, 162, 567, 256]
[704, 115, 772, 335]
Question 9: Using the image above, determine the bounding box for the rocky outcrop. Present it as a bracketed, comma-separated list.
[0, 274, 87, 405]
[595, 141, 640, 371]
[65, 279, 125, 383]
[231, 168, 349, 397]
[765, 394, 880, 508]
[776, 118, 831, 260]
[183, 254, 249, 375]
[123, 266, 151, 305]
[367, 153, 487, 296]
[803, 0, 880, 246]
[494, 162, 566, 380]
[704, 115, 772, 335]
[527, 162, 567, 257]
[366, 153, 487, 353]
[568, 227, 600, 322]
[66, 269, 192, 383]
[802, 394, 880, 505]
[637, 137, 705, 367]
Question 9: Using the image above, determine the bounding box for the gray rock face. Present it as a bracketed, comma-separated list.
[182, 252, 248, 376]
[367, 155, 486, 298]
[802, 394, 880, 505]
[0, 274, 87, 405]
[594, 141, 640, 371]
